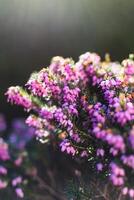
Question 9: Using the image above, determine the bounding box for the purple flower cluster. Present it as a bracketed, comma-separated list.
[6, 86, 34, 111]
[110, 162, 125, 186]
[60, 139, 76, 156]
[0, 116, 37, 198]
[9, 118, 35, 149]
[6, 52, 134, 198]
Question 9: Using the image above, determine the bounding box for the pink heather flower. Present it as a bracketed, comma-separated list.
[121, 155, 134, 169]
[15, 188, 24, 198]
[71, 133, 81, 143]
[110, 163, 125, 176]
[109, 147, 119, 156]
[78, 52, 101, 66]
[112, 101, 134, 126]
[110, 176, 124, 186]
[122, 59, 134, 75]
[110, 163, 125, 186]
[14, 157, 23, 167]
[122, 187, 128, 195]
[12, 176, 22, 187]
[35, 129, 49, 138]
[96, 163, 103, 171]
[0, 180, 7, 189]
[60, 139, 76, 156]
[129, 189, 134, 198]
[66, 146, 76, 155]
[6, 86, 33, 110]
[96, 148, 105, 157]
[49, 57, 79, 84]
[26, 115, 43, 129]
[40, 107, 54, 120]
[0, 138, 10, 161]
[105, 134, 125, 152]
[26, 79, 48, 97]
[80, 150, 88, 157]
[0, 166, 7, 175]
[63, 86, 80, 104]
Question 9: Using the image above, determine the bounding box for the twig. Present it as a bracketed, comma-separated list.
[35, 175, 66, 200]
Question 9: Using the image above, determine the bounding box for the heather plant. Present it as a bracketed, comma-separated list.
[6, 52, 134, 199]
[0, 115, 71, 200]
[0, 114, 37, 198]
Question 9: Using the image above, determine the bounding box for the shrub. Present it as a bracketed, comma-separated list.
[6, 52, 134, 198]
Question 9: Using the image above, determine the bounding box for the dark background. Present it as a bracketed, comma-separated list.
[0, 0, 134, 119]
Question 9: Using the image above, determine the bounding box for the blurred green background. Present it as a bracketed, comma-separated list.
[0, 0, 134, 119]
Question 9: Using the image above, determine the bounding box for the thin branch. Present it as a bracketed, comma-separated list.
[34, 175, 66, 200]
